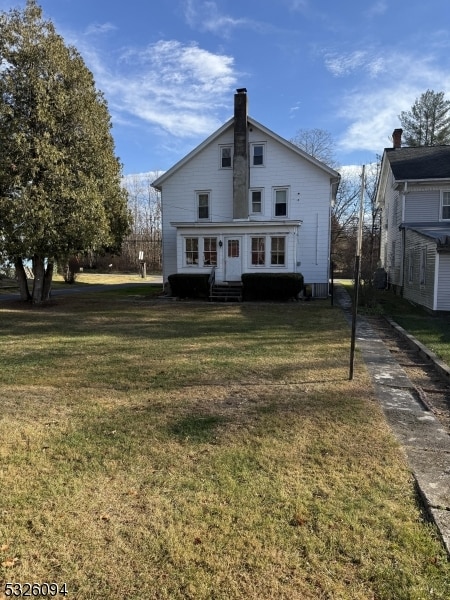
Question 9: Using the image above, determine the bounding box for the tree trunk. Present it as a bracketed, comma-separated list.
[14, 258, 31, 301]
[31, 255, 53, 304]
[42, 259, 54, 300]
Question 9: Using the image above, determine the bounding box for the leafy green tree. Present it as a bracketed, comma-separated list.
[0, 1, 131, 303]
[399, 90, 450, 147]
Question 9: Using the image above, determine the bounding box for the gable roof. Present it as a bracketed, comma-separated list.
[151, 116, 340, 192]
[385, 145, 450, 181]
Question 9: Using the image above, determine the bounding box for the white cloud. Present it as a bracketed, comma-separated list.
[327, 47, 450, 156]
[324, 49, 385, 78]
[85, 23, 117, 36]
[183, 0, 269, 37]
[366, 1, 388, 18]
[94, 40, 237, 138]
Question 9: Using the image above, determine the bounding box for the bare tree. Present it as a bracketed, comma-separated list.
[290, 128, 338, 168]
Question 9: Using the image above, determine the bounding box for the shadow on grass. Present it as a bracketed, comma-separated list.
[168, 414, 229, 443]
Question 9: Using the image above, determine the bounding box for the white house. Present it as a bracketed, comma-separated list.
[376, 129, 450, 311]
[152, 89, 340, 298]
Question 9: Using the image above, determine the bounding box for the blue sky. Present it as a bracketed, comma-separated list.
[2, 0, 450, 175]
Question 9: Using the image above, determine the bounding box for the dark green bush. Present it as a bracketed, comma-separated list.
[168, 273, 210, 298]
[242, 273, 303, 301]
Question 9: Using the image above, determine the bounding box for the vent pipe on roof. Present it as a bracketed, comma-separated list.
[392, 128, 403, 149]
[233, 88, 249, 219]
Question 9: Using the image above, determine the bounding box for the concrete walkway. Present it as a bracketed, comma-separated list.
[334, 285, 450, 557]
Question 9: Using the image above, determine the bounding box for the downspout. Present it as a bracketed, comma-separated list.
[400, 182, 407, 296]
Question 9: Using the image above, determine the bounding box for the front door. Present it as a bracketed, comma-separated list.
[225, 237, 242, 281]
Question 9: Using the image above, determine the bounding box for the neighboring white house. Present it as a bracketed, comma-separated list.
[152, 89, 340, 298]
[376, 129, 450, 311]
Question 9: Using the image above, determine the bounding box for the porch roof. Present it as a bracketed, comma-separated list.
[170, 220, 302, 229]
[401, 222, 450, 250]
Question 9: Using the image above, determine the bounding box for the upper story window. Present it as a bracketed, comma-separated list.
[220, 146, 232, 168]
[197, 191, 210, 220]
[441, 191, 450, 220]
[251, 143, 265, 166]
[250, 189, 263, 214]
[274, 188, 288, 217]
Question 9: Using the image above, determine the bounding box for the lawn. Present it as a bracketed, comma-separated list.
[341, 279, 450, 367]
[1, 289, 449, 599]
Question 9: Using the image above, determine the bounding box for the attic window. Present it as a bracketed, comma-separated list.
[220, 146, 232, 168]
[251, 143, 265, 166]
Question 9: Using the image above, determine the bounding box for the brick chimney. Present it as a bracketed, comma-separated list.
[233, 88, 248, 219]
[392, 128, 403, 149]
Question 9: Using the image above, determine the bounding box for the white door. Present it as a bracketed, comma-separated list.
[225, 237, 242, 281]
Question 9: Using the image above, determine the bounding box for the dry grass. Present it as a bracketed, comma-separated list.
[0, 294, 449, 599]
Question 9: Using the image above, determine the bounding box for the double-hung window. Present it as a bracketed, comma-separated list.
[203, 238, 217, 266]
[441, 191, 450, 220]
[250, 189, 263, 214]
[270, 237, 285, 266]
[251, 237, 265, 265]
[220, 146, 232, 168]
[251, 143, 265, 166]
[185, 238, 199, 265]
[274, 188, 288, 217]
[185, 237, 217, 267]
[197, 191, 210, 220]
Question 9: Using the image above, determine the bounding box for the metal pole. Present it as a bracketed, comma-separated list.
[349, 165, 365, 380]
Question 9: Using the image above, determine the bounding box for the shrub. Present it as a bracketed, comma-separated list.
[242, 273, 303, 301]
[168, 273, 210, 299]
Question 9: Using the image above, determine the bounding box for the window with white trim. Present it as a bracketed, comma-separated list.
[274, 188, 288, 217]
[420, 247, 427, 285]
[197, 191, 210, 220]
[220, 146, 232, 168]
[251, 143, 265, 166]
[185, 237, 217, 267]
[185, 238, 199, 265]
[441, 191, 450, 220]
[203, 238, 217, 266]
[270, 237, 285, 266]
[250, 189, 263, 214]
[408, 250, 414, 283]
[251, 237, 265, 265]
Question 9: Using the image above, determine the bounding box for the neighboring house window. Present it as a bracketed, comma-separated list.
[420, 247, 427, 285]
[270, 237, 285, 265]
[408, 250, 414, 283]
[250, 189, 263, 214]
[251, 143, 265, 166]
[220, 146, 232, 168]
[185, 238, 199, 265]
[251, 237, 265, 265]
[203, 238, 217, 266]
[274, 188, 288, 217]
[197, 192, 210, 220]
[441, 191, 450, 220]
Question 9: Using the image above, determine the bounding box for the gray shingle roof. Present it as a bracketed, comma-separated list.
[401, 223, 450, 248]
[385, 145, 450, 180]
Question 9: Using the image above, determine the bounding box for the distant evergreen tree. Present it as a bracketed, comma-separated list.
[399, 90, 450, 146]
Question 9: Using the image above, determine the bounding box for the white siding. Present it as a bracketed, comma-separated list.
[405, 189, 441, 221]
[437, 254, 450, 310]
[403, 230, 436, 311]
[160, 122, 333, 289]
